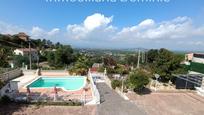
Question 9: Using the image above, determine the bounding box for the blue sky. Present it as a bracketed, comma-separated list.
[0, 0, 204, 50]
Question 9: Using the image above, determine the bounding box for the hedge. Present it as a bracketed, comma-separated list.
[190, 62, 204, 74]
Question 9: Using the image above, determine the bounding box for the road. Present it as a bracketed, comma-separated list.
[96, 83, 146, 115]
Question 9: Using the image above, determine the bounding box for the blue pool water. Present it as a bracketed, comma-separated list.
[28, 77, 85, 91]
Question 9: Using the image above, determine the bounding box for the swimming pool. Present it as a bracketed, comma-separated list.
[28, 76, 86, 91]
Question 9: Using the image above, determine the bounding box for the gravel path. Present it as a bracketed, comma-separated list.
[96, 83, 146, 115]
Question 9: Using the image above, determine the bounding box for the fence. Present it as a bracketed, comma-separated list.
[12, 92, 93, 104]
[88, 73, 100, 104]
[190, 62, 204, 74]
[0, 69, 22, 83]
[175, 74, 204, 89]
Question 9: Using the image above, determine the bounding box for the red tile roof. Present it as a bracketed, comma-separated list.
[90, 67, 98, 72]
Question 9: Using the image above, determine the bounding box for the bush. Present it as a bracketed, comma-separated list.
[97, 66, 105, 72]
[0, 95, 11, 104]
[13, 55, 29, 68]
[0, 80, 4, 89]
[106, 67, 116, 74]
[126, 70, 150, 93]
[31, 63, 38, 69]
[111, 80, 121, 89]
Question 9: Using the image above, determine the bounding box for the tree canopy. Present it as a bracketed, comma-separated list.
[13, 55, 29, 68]
[69, 54, 93, 75]
[46, 45, 74, 67]
[147, 48, 186, 82]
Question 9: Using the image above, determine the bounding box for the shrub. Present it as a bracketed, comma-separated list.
[106, 67, 116, 74]
[31, 63, 38, 69]
[111, 80, 121, 89]
[126, 70, 150, 93]
[0, 95, 11, 104]
[97, 66, 105, 73]
[13, 55, 29, 68]
[0, 80, 4, 89]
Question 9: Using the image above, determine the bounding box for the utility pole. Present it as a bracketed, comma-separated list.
[142, 51, 145, 63]
[28, 39, 32, 70]
[137, 50, 140, 69]
[155, 74, 160, 91]
[121, 76, 124, 93]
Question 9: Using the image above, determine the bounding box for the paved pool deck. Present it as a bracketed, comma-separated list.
[12, 71, 93, 102]
[96, 83, 146, 115]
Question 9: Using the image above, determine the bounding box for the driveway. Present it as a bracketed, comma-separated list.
[0, 104, 96, 115]
[127, 92, 204, 115]
[96, 83, 146, 115]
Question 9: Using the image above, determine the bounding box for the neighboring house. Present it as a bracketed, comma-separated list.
[40, 49, 56, 56]
[90, 63, 103, 72]
[187, 53, 204, 75]
[16, 32, 29, 41]
[192, 53, 204, 64]
[185, 53, 194, 62]
[113, 74, 121, 80]
[14, 48, 38, 61]
[92, 63, 103, 68]
[176, 53, 204, 95]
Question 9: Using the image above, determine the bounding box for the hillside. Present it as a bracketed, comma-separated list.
[0, 33, 55, 50]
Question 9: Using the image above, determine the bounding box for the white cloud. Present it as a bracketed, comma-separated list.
[47, 28, 60, 36]
[84, 13, 113, 31]
[66, 24, 88, 39]
[31, 26, 60, 39]
[31, 26, 45, 37]
[66, 13, 114, 40]
[0, 21, 26, 34]
[1, 14, 204, 50]
[178, 41, 204, 46]
[0, 22, 60, 39]
[138, 19, 155, 27]
[115, 16, 204, 41]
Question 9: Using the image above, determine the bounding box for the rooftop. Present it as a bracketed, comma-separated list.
[15, 48, 37, 52]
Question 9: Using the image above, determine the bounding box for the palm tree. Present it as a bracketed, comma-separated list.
[70, 55, 91, 75]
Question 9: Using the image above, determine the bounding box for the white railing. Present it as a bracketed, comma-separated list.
[12, 92, 93, 103]
[88, 73, 100, 104]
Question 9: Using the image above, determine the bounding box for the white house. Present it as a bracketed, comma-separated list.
[14, 48, 38, 61]
[185, 53, 193, 62]
[185, 53, 204, 96]
[192, 53, 204, 64]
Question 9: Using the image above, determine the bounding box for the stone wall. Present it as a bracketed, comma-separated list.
[0, 69, 22, 83]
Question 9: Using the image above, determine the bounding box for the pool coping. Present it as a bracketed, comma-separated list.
[24, 76, 87, 92]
